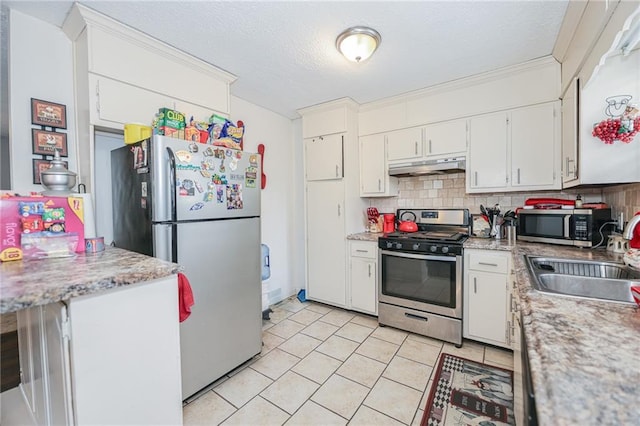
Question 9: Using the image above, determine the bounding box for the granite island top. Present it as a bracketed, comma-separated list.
[467, 237, 640, 425]
[0, 247, 181, 314]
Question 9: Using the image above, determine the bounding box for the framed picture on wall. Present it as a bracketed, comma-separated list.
[32, 158, 68, 185]
[32, 129, 68, 157]
[30, 98, 67, 129]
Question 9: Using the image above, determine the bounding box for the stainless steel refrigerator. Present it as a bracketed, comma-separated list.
[111, 135, 262, 399]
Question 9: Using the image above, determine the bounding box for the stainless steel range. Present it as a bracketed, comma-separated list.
[378, 208, 470, 347]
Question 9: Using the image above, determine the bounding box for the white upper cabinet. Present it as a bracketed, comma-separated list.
[304, 134, 343, 181]
[467, 101, 560, 193]
[510, 103, 558, 188]
[561, 78, 580, 185]
[424, 119, 468, 157]
[359, 134, 399, 197]
[468, 112, 509, 190]
[386, 127, 424, 161]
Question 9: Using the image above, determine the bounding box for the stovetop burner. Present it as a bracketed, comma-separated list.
[379, 208, 471, 255]
[384, 231, 467, 243]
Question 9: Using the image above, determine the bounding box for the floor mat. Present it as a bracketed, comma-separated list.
[421, 352, 514, 425]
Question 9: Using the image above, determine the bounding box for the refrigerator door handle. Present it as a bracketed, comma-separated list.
[153, 224, 176, 262]
[166, 147, 178, 222]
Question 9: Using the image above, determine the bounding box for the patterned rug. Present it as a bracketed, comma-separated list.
[421, 353, 515, 426]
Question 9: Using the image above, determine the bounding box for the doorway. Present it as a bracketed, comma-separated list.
[94, 131, 124, 245]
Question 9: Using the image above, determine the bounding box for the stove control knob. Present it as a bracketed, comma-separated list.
[430, 245, 438, 253]
[412, 243, 420, 250]
[441, 246, 449, 254]
[395, 243, 403, 250]
[386, 242, 393, 249]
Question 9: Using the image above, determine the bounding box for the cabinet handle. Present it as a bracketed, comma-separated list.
[474, 171, 478, 186]
[356, 249, 368, 253]
[335, 165, 339, 177]
[415, 141, 418, 155]
[429, 139, 432, 153]
[378, 179, 381, 191]
[337, 204, 341, 216]
[368, 264, 372, 277]
[478, 262, 498, 267]
[474, 277, 477, 294]
[517, 168, 521, 184]
[565, 157, 569, 177]
[506, 320, 511, 344]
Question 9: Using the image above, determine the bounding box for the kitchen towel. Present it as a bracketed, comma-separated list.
[178, 273, 195, 322]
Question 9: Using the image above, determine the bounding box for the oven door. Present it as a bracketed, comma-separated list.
[379, 249, 462, 319]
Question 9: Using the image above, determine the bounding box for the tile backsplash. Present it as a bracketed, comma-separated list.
[368, 172, 640, 227]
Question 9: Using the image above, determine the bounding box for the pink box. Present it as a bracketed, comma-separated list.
[0, 194, 85, 261]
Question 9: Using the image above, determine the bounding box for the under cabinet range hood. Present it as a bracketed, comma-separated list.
[388, 157, 466, 177]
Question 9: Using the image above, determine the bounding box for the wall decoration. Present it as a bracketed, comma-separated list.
[32, 158, 68, 185]
[592, 95, 639, 144]
[31, 129, 68, 157]
[31, 98, 67, 129]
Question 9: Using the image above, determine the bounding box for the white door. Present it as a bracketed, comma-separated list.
[350, 257, 377, 314]
[466, 271, 508, 345]
[468, 112, 508, 190]
[360, 134, 386, 195]
[304, 134, 344, 181]
[511, 103, 557, 188]
[562, 79, 579, 184]
[306, 180, 346, 306]
[425, 119, 467, 157]
[387, 127, 423, 161]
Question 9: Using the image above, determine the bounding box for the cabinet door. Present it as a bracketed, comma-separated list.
[360, 134, 386, 195]
[468, 112, 508, 190]
[562, 79, 579, 185]
[306, 180, 346, 306]
[466, 271, 508, 346]
[350, 257, 377, 315]
[387, 127, 423, 161]
[304, 134, 344, 181]
[424, 119, 467, 157]
[511, 103, 558, 188]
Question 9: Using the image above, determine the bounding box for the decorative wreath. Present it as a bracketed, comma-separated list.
[592, 95, 639, 144]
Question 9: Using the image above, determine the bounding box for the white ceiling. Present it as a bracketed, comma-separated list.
[4, 1, 569, 119]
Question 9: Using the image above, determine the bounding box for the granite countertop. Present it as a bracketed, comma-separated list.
[0, 247, 181, 314]
[347, 232, 383, 242]
[467, 237, 640, 425]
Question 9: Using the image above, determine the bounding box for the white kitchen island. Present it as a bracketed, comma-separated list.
[0, 247, 184, 425]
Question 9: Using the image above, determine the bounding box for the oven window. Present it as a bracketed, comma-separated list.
[521, 215, 564, 238]
[381, 254, 456, 308]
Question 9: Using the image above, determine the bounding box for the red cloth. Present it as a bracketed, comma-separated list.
[178, 273, 195, 322]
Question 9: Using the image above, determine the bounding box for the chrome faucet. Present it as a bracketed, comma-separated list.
[622, 213, 640, 240]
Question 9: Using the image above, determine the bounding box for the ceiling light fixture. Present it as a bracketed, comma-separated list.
[336, 26, 381, 63]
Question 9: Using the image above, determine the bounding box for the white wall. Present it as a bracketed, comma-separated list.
[230, 96, 298, 304]
[9, 10, 77, 193]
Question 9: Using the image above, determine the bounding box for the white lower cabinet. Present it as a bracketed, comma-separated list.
[463, 249, 512, 349]
[348, 241, 378, 315]
[10, 276, 182, 426]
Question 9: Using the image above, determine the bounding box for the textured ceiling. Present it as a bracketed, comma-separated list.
[4, 1, 569, 119]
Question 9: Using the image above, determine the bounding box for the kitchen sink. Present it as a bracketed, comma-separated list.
[525, 256, 640, 304]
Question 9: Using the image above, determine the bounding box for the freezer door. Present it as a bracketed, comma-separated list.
[152, 136, 261, 222]
[176, 217, 262, 398]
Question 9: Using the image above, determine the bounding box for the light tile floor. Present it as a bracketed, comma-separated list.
[183, 298, 514, 425]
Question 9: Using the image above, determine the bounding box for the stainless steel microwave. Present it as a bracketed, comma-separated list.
[517, 208, 612, 247]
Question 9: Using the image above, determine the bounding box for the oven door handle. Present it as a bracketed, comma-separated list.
[380, 250, 457, 262]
